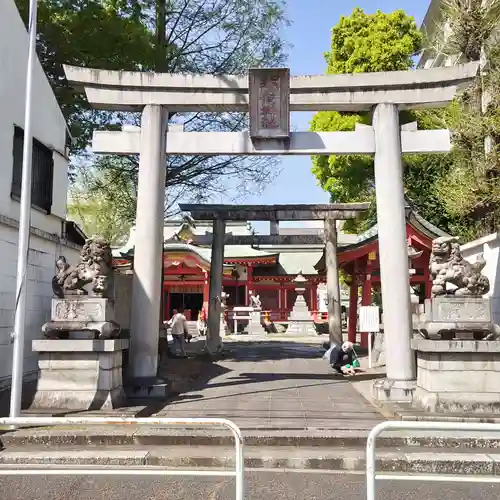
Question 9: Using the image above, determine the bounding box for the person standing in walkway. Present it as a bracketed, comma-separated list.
[167, 308, 188, 358]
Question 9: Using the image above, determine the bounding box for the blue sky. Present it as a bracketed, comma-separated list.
[243, 0, 431, 228]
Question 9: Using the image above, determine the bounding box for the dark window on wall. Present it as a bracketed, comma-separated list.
[11, 126, 54, 213]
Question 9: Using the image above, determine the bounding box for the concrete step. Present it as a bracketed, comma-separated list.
[3, 427, 500, 450]
[0, 445, 499, 474]
[390, 403, 500, 423]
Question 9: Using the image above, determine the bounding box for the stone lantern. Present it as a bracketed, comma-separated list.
[287, 271, 316, 336]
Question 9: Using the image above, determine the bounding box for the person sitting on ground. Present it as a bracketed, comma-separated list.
[329, 341, 356, 376]
[166, 308, 188, 358]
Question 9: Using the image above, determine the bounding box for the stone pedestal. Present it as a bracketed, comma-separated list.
[248, 310, 266, 335]
[42, 298, 120, 339]
[412, 337, 500, 413]
[419, 297, 500, 340]
[31, 339, 128, 410]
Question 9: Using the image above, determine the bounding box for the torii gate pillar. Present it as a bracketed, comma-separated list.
[129, 105, 168, 382]
[372, 103, 416, 402]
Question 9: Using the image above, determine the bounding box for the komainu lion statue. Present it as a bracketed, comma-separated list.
[429, 236, 490, 297]
[52, 236, 113, 298]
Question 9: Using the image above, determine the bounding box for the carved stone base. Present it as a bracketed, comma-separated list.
[31, 339, 128, 410]
[412, 338, 500, 413]
[418, 297, 500, 340]
[42, 320, 120, 339]
[125, 377, 169, 401]
[43, 298, 121, 339]
[286, 320, 316, 336]
[372, 378, 416, 403]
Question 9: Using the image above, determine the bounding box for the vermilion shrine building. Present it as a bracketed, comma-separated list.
[112, 218, 349, 322]
[112, 207, 446, 347]
[316, 206, 447, 345]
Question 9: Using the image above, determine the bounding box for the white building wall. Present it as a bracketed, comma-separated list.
[461, 233, 500, 324]
[0, 224, 80, 390]
[0, 1, 79, 391]
[0, 0, 69, 234]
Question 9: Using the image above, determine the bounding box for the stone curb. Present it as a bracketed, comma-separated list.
[3, 428, 500, 449]
[0, 448, 500, 474]
[398, 413, 500, 423]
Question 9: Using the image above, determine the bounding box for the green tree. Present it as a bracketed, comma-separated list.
[68, 163, 137, 245]
[310, 9, 459, 233]
[16, 0, 289, 219]
[16, 0, 156, 153]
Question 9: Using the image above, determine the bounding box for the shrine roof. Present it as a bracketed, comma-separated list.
[224, 245, 278, 260]
[253, 250, 324, 277]
[114, 241, 214, 264]
[112, 240, 278, 265]
[313, 208, 449, 271]
[338, 207, 449, 250]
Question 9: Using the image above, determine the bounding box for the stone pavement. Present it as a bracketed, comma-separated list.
[155, 340, 384, 430]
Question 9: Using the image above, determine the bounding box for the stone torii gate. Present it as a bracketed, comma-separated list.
[177, 203, 369, 352]
[64, 62, 478, 401]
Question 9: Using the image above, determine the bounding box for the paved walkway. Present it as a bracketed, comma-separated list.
[157, 341, 384, 430]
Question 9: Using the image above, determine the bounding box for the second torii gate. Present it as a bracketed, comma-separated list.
[64, 62, 478, 402]
[177, 203, 369, 352]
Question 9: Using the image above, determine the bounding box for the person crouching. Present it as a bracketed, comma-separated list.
[329, 341, 355, 376]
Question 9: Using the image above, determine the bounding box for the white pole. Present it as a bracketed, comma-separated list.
[368, 333, 373, 369]
[10, 0, 38, 418]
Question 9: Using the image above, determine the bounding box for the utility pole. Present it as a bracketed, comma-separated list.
[10, 0, 38, 418]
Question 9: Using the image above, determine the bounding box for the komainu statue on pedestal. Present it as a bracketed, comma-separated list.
[52, 236, 113, 298]
[429, 236, 490, 297]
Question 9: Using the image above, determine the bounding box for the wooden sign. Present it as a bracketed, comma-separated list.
[249, 68, 290, 139]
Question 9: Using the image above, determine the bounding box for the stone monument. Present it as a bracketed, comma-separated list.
[412, 236, 500, 413]
[286, 272, 316, 336]
[31, 236, 128, 410]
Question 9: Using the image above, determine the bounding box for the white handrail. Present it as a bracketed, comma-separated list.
[366, 420, 500, 500]
[0, 417, 245, 500]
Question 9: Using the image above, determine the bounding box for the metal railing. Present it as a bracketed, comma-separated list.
[0, 417, 245, 500]
[366, 420, 500, 500]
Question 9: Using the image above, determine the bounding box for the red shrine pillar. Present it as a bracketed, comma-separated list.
[279, 282, 286, 320]
[202, 270, 209, 317]
[311, 281, 318, 321]
[423, 254, 432, 299]
[348, 273, 358, 343]
[246, 264, 254, 303]
[164, 287, 171, 321]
